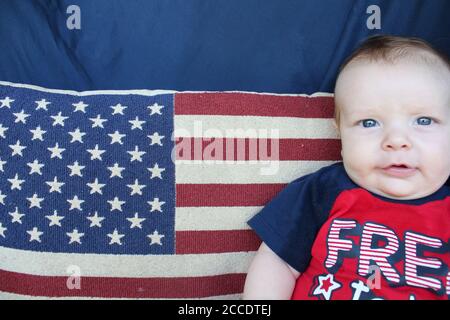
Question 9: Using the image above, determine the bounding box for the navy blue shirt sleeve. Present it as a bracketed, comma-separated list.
[247, 162, 352, 272]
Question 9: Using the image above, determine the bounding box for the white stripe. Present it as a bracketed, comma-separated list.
[175, 206, 261, 231]
[175, 160, 336, 184]
[0, 80, 334, 97]
[174, 115, 338, 139]
[0, 246, 255, 278]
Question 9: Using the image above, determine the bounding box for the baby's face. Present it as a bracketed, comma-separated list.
[335, 59, 450, 200]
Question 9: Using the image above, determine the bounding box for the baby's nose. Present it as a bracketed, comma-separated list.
[381, 131, 412, 151]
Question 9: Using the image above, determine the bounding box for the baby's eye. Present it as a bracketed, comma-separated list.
[416, 117, 433, 126]
[359, 119, 379, 128]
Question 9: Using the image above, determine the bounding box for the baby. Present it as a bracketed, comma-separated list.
[243, 35, 450, 300]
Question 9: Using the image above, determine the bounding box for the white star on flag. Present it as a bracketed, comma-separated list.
[67, 229, 84, 244]
[27, 227, 44, 243]
[48, 143, 65, 159]
[46, 176, 65, 193]
[111, 103, 127, 115]
[13, 110, 31, 124]
[89, 114, 108, 128]
[9, 140, 26, 157]
[50, 112, 69, 127]
[108, 229, 125, 245]
[27, 159, 45, 175]
[72, 101, 88, 113]
[147, 230, 164, 245]
[108, 197, 126, 212]
[127, 213, 146, 229]
[9, 207, 25, 224]
[127, 146, 146, 162]
[45, 210, 65, 227]
[0, 124, 8, 138]
[68, 128, 86, 143]
[127, 179, 146, 196]
[86, 212, 105, 228]
[148, 197, 165, 213]
[148, 163, 165, 179]
[87, 144, 106, 161]
[35, 99, 51, 111]
[147, 132, 164, 146]
[67, 195, 84, 211]
[147, 103, 164, 115]
[0, 96, 14, 108]
[30, 126, 46, 141]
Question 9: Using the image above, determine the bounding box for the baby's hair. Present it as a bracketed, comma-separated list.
[334, 35, 450, 128]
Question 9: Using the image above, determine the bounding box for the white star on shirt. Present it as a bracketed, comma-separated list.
[127, 146, 146, 162]
[147, 103, 164, 115]
[30, 126, 47, 141]
[0, 223, 6, 238]
[67, 195, 84, 211]
[87, 178, 106, 195]
[111, 103, 127, 115]
[27, 159, 45, 175]
[67, 229, 84, 244]
[108, 130, 126, 145]
[87, 144, 106, 161]
[312, 274, 342, 300]
[127, 179, 146, 196]
[0, 124, 8, 138]
[67, 161, 85, 177]
[35, 99, 50, 111]
[45, 210, 65, 227]
[9, 140, 26, 157]
[0, 190, 6, 205]
[107, 229, 125, 245]
[13, 110, 31, 124]
[147, 132, 164, 146]
[129, 116, 145, 130]
[86, 211, 105, 228]
[9, 207, 25, 224]
[147, 163, 165, 180]
[89, 114, 108, 128]
[72, 101, 88, 113]
[46, 176, 65, 193]
[148, 197, 165, 213]
[27, 227, 43, 243]
[108, 163, 125, 178]
[48, 143, 65, 159]
[8, 173, 25, 191]
[27, 193, 44, 209]
[0, 96, 14, 108]
[51, 111, 69, 127]
[107, 197, 126, 212]
[68, 128, 86, 143]
[127, 213, 146, 229]
[147, 230, 164, 245]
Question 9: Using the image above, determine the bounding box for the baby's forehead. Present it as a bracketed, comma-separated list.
[335, 59, 450, 116]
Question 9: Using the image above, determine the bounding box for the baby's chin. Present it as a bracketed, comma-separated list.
[362, 179, 437, 200]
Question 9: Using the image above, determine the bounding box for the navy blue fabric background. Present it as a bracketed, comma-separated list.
[0, 0, 449, 93]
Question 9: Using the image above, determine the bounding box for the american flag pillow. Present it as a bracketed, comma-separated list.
[0, 81, 340, 299]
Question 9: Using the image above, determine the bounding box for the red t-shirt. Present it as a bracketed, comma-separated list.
[248, 162, 449, 300]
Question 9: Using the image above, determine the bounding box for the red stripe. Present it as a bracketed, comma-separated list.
[176, 183, 286, 207]
[175, 92, 334, 117]
[175, 137, 341, 161]
[176, 230, 261, 254]
[0, 269, 245, 298]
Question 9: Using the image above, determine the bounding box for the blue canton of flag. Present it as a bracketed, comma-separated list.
[0, 85, 175, 254]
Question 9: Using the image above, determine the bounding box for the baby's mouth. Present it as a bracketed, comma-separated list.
[381, 164, 417, 178]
